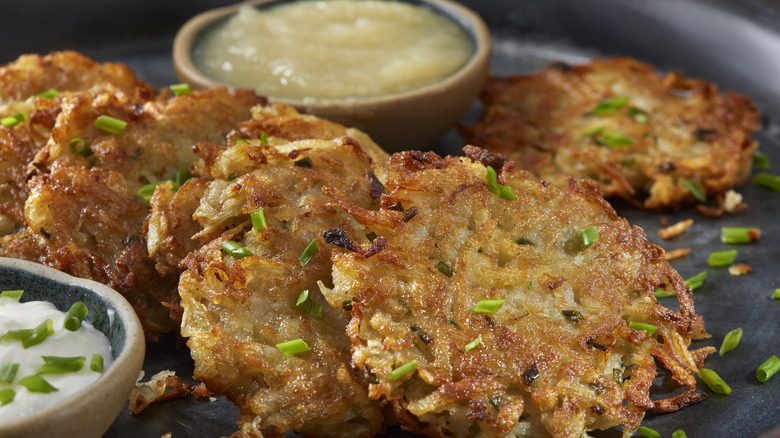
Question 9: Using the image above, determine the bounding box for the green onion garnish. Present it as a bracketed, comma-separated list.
[221, 240, 253, 259]
[389, 360, 417, 381]
[638, 426, 661, 438]
[170, 83, 191, 96]
[0, 388, 14, 405]
[137, 181, 169, 202]
[721, 227, 759, 244]
[63, 301, 88, 331]
[299, 239, 318, 267]
[260, 131, 268, 145]
[562, 310, 583, 322]
[773, 289, 780, 300]
[436, 261, 454, 277]
[685, 271, 707, 291]
[516, 237, 534, 246]
[592, 96, 629, 115]
[18, 375, 58, 393]
[235, 138, 249, 145]
[251, 207, 266, 231]
[628, 321, 656, 337]
[473, 300, 505, 313]
[1, 329, 32, 343]
[276, 338, 311, 356]
[0, 362, 19, 383]
[296, 289, 322, 318]
[342, 298, 353, 311]
[464, 334, 482, 352]
[173, 167, 191, 187]
[94, 115, 127, 134]
[629, 107, 648, 123]
[583, 126, 605, 136]
[69, 138, 89, 155]
[719, 328, 742, 356]
[753, 150, 771, 170]
[752, 172, 780, 191]
[707, 249, 737, 267]
[654, 288, 675, 299]
[38, 356, 86, 374]
[672, 430, 687, 438]
[698, 368, 731, 395]
[486, 166, 517, 200]
[0, 289, 23, 299]
[90, 354, 104, 373]
[757, 356, 780, 383]
[595, 131, 634, 148]
[22, 319, 54, 348]
[1, 112, 26, 128]
[38, 88, 60, 99]
[681, 178, 706, 202]
[580, 226, 599, 247]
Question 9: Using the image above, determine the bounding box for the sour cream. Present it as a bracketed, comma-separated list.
[0, 297, 112, 421]
[194, 0, 474, 99]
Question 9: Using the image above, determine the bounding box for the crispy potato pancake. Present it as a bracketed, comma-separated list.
[147, 107, 388, 437]
[460, 58, 760, 210]
[321, 147, 714, 438]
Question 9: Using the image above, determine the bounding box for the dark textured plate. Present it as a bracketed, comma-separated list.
[2, 0, 780, 437]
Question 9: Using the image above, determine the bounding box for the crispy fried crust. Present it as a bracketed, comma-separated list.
[460, 58, 760, 210]
[321, 147, 713, 438]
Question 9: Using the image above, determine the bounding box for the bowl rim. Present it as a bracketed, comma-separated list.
[0, 257, 145, 434]
[172, 0, 492, 108]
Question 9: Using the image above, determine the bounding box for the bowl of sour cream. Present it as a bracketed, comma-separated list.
[0, 257, 145, 438]
[173, 0, 491, 152]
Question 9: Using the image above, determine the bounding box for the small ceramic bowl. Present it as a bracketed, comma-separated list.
[173, 0, 491, 152]
[0, 257, 145, 438]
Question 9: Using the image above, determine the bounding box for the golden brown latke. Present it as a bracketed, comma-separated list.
[147, 116, 388, 437]
[320, 147, 714, 438]
[460, 58, 760, 210]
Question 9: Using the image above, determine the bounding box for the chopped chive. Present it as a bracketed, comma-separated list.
[562, 310, 583, 322]
[0, 362, 19, 383]
[137, 180, 169, 202]
[580, 226, 599, 248]
[227, 172, 237, 181]
[436, 261, 454, 277]
[628, 321, 656, 337]
[170, 83, 191, 96]
[595, 131, 634, 148]
[707, 249, 737, 267]
[260, 131, 268, 145]
[485, 166, 517, 200]
[38, 88, 60, 99]
[681, 178, 706, 202]
[90, 354, 104, 373]
[18, 375, 58, 393]
[773, 289, 780, 300]
[583, 126, 605, 136]
[654, 288, 675, 299]
[299, 239, 318, 267]
[752, 172, 780, 191]
[685, 271, 707, 291]
[251, 207, 267, 231]
[0, 388, 14, 405]
[38, 356, 86, 374]
[473, 299, 505, 313]
[698, 368, 731, 395]
[757, 356, 780, 383]
[296, 289, 322, 318]
[672, 430, 687, 438]
[719, 328, 742, 356]
[173, 167, 191, 187]
[69, 138, 89, 155]
[629, 107, 648, 123]
[235, 138, 249, 145]
[638, 426, 661, 438]
[464, 334, 482, 352]
[592, 95, 629, 115]
[22, 319, 54, 348]
[0, 289, 23, 299]
[342, 298, 353, 311]
[94, 115, 127, 134]
[721, 227, 759, 244]
[389, 360, 417, 381]
[276, 338, 311, 356]
[63, 301, 88, 331]
[221, 240, 253, 259]
[753, 150, 771, 170]
[1, 112, 26, 128]
[1, 328, 32, 343]
[516, 237, 534, 246]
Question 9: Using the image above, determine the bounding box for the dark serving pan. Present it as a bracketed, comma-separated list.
[2, 0, 780, 436]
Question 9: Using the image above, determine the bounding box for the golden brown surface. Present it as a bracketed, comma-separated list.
[321, 147, 714, 438]
[460, 58, 760, 210]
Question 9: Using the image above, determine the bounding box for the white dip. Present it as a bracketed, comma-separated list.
[0, 296, 112, 421]
[194, 0, 474, 99]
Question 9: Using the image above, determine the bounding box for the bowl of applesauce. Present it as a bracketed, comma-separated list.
[173, 0, 491, 152]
